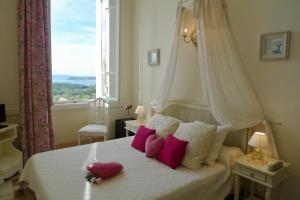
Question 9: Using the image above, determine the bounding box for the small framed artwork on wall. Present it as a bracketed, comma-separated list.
[148, 49, 160, 66]
[260, 31, 291, 60]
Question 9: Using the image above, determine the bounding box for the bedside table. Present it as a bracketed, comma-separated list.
[115, 118, 135, 138]
[124, 120, 146, 137]
[233, 154, 290, 200]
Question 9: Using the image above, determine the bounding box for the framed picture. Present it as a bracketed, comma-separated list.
[148, 49, 160, 66]
[260, 31, 291, 60]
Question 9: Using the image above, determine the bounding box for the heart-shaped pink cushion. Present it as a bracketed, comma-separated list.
[145, 134, 165, 158]
[87, 162, 123, 179]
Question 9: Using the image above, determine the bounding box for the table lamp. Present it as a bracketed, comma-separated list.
[248, 132, 269, 161]
[135, 105, 145, 122]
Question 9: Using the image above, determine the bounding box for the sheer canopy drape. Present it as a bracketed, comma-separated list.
[151, 6, 184, 112]
[194, 0, 278, 158]
[151, 0, 278, 158]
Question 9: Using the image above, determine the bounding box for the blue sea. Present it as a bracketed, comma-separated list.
[52, 74, 96, 86]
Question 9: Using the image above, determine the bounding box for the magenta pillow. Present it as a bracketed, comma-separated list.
[87, 162, 123, 179]
[157, 134, 188, 169]
[131, 125, 156, 152]
[145, 134, 165, 158]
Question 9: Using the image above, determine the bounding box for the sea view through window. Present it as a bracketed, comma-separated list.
[51, 0, 97, 103]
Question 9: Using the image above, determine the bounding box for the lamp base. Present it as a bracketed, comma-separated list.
[249, 149, 268, 165]
[137, 114, 144, 122]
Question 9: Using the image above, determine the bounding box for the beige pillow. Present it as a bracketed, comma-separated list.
[218, 146, 244, 168]
[146, 114, 181, 137]
[204, 125, 231, 166]
[174, 121, 217, 170]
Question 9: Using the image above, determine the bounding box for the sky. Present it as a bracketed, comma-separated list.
[51, 0, 97, 76]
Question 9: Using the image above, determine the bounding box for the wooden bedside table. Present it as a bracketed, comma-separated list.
[233, 154, 290, 200]
[124, 120, 146, 137]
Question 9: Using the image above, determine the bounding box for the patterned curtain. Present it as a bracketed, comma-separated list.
[17, 0, 54, 162]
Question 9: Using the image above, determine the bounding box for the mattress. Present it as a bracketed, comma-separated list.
[19, 137, 233, 200]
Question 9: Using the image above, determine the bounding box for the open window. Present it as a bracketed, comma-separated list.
[51, 0, 120, 104]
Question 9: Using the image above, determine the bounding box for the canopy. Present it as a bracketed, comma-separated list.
[151, 0, 279, 158]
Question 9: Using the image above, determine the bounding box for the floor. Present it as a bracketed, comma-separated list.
[0, 175, 26, 200]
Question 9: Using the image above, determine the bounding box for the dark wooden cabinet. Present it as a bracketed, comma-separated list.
[115, 118, 135, 139]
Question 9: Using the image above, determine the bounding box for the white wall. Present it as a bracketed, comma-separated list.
[52, 107, 88, 145]
[0, 0, 19, 123]
[132, 0, 206, 110]
[132, 0, 300, 198]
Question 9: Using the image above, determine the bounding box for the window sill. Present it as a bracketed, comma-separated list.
[51, 102, 89, 111]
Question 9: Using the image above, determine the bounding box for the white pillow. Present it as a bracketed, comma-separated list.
[218, 146, 244, 168]
[204, 125, 231, 166]
[174, 121, 217, 170]
[146, 114, 181, 137]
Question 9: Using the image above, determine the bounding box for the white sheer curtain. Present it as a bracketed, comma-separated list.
[194, 0, 278, 158]
[150, 0, 278, 158]
[150, 6, 184, 112]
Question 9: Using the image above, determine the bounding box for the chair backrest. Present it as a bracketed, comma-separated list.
[88, 98, 109, 124]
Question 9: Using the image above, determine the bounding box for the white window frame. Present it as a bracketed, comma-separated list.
[96, 0, 120, 102]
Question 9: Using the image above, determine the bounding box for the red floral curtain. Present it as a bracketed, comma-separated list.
[17, 0, 54, 162]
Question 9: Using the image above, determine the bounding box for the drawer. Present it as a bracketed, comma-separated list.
[240, 166, 266, 182]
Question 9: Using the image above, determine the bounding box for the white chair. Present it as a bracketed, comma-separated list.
[77, 98, 109, 145]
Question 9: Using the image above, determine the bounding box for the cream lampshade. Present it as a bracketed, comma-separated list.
[248, 132, 269, 161]
[248, 132, 269, 148]
[135, 105, 145, 122]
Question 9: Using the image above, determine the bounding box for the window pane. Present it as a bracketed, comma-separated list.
[51, 0, 96, 103]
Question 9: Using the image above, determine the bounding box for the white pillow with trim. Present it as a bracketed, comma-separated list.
[204, 125, 231, 166]
[174, 121, 217, 170]
[146, 114, 181, 137]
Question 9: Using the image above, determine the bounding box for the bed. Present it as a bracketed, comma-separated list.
[19, 102, 245, 200]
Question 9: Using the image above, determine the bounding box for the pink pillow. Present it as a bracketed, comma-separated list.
[87, 162, 123, 179]
[131, 125, 156, 152]
[145, 135, 165, 158]
[157, 134, 188, 169]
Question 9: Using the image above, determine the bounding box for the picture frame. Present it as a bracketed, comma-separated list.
[148, 49, 160, 66]
[260, 31, 291, 60]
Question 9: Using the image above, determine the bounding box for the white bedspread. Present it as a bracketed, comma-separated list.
[20, 137, 233, 200]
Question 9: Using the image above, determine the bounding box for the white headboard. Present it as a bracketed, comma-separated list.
[159, 100, 248, 152]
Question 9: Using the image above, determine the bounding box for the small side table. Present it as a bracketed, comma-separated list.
[124, 120, 146, 137]
[233, 154, 290, 200]
[115, 118, 135, 138]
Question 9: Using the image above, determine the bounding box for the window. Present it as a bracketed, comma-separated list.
[51, 0, 120, 104]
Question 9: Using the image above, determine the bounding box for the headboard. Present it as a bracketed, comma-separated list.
[158, 100, 248, 152]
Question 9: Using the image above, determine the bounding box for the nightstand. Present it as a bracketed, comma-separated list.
[115, 118, 135, 138]
[233, 154, 290, 200]
[124, 120, 146, 137]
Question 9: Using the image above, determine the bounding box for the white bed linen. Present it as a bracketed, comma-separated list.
[20, 137, 233, 200]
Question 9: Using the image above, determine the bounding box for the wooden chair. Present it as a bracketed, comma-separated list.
[77, 98, 109, 145]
